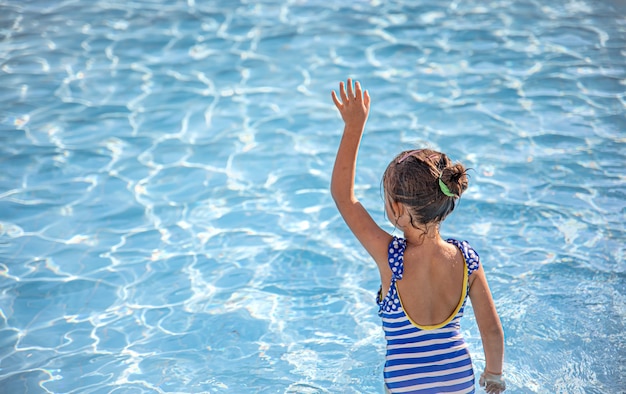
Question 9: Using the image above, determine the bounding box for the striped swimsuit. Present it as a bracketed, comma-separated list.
[377, 237, 480, 393]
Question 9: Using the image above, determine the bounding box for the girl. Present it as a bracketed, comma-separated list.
[330, 79, 505, 394]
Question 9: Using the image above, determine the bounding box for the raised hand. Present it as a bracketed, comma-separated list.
[331, 78, 370, 130]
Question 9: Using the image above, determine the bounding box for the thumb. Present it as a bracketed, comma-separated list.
[364, 90, 371, 109]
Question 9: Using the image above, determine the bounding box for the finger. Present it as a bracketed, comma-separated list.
[364, 90, 370, 109]
[347, 78, 354, 99]
[331, 90, 342, 108]
[486, 383, 501, 394]
[355, 81, 362, 101]
[339, 81, 348, 103]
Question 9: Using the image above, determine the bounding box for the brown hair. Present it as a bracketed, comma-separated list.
[382, 149, 468, 228]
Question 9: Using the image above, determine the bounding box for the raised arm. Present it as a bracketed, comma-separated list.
[330, 79, 391, 268]
[469, 266, 506, 393]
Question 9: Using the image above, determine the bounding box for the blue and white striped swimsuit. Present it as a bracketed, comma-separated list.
[377, 237, 480, 393]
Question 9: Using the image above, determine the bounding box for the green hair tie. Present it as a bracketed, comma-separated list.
[438, 177, 456, 197]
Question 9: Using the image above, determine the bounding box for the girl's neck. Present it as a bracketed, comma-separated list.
[402, 224, 442, 248]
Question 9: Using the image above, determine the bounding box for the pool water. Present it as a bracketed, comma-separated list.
[1, 0, 625, 393]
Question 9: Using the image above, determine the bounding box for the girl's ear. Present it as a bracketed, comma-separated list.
[390, 199, 404, 219]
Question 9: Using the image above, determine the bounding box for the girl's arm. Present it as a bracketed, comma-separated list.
[330, 79, 391, 269]
[469, 266, 506, 393]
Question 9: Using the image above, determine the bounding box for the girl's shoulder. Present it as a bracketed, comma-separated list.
[446, 238, 480, 275]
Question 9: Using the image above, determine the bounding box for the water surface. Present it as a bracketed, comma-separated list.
[1, 0, 625, 393]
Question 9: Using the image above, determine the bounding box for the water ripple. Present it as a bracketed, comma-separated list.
[1, 0, 625, 392]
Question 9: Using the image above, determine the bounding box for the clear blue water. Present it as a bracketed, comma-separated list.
[1, 0, 625, 393]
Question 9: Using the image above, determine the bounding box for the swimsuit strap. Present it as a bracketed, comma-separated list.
[387, 236, 406, 280]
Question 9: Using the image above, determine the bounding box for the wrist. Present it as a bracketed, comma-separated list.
[343, 123, 365, 132]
